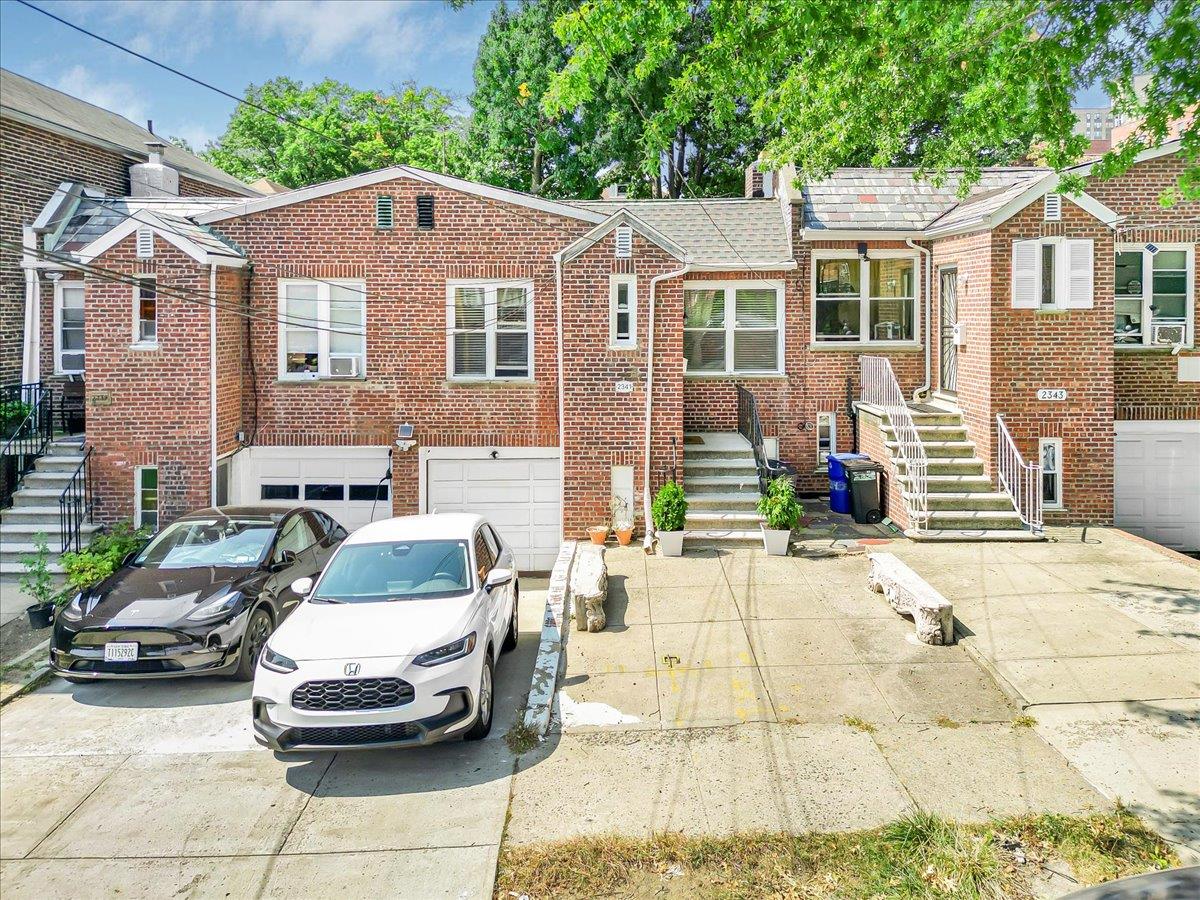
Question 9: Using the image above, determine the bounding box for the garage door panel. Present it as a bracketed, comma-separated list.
[467, 483, 531, 504]
[1114, 422, 1199, 553]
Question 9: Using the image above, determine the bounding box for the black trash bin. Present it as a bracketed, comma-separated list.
[764, 458, 797, 488]
[843, 459, 884, 524]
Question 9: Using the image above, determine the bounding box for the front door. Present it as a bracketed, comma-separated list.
[940, 269, 958, 395]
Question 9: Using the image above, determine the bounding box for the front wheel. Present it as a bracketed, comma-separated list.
[231, 607, 273, 682]
[463, 652, 494, 741]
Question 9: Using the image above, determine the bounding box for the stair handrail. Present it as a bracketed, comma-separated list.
[859, 356, 929, 529]
[996, 415, 1043, 534]
[736, 385, 769, 494]
[59, 445, 94, 554]
[1, 383, 53, 510]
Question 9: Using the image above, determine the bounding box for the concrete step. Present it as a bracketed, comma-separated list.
[683, 459, 759, 477]
[900, 473, 996, 493]
[20, 471, 75, 488]
[917, 492, 1018, 511]
[926, 509, 1027, 530]
[906, 528, 1044, 543]
[883, 424, 969, 441]
[682, 475, 761, 493]
[45, 439, 86, 456]
[895, 458, 986, 476]
[1, 560, 63, 574]
[9, 489, 68, 507]
[885, 440, 976, 459]
[685, 511, 763, 529]
[682, 528, 764, 549]
[0, 521, 99, 539]
[685, 448, 757, 461]
[0, 506, 68, 524]
[34, 455, 87, 473]
[686, 492, 761, 511]
[683, 432, 752, 451]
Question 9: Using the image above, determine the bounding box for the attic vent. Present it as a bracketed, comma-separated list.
[416, 195, 435, 230]
[1043, 193, 1062, 221]
[136, 228, 154, 259]
[614, 226, 632, 258]
[375, 195, 394, 229]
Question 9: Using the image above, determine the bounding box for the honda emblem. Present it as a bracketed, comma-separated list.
[344, 662, 361, 676]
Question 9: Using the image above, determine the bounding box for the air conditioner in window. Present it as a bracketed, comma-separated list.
[328, 356, 360, 377]
[1150, 322, 1187, 346]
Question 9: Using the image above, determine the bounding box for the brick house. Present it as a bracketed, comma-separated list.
[11, 138, 1198, 568]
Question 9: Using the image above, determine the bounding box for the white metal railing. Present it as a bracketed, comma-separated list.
[860, 356, 929, 530]
[996, 414, 1043, 533]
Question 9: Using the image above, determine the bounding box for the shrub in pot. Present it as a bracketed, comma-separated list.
[19, 534, 68, 629]
[757, 476, 802, 556]
[651, 481, 688, 556]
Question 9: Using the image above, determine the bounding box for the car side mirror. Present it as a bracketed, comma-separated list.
[290, 576, 313, 598]
[484, 568, 513, 591]
[271, 549, 298, 572]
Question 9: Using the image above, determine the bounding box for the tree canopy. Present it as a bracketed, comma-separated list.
[204, 77, 471, 189]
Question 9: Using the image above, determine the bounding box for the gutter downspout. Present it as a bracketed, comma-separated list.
[209, 264, 218, 506]
[20, 226, 40, 385]
[554, 254, 565, 546]
[906, 238, 932, 401]
[643, 262, 691, 550]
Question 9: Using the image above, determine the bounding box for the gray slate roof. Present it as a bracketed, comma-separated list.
[1, 68, 257, 197]
[569, 199, 793, 267]
[54, 196, 244, 257]
[802, 168, 1048, 231]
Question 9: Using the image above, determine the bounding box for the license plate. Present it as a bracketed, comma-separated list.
[103, 642, 139, 662]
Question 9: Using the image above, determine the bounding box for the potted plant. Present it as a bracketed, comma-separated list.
[611, 495, 634, 546]
[588, 524, 609, 545]
[20, 534, 68, 629]
[652, 481, 688, 556]
[757, 475, 802, 556]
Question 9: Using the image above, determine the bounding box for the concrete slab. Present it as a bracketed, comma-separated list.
[0, 856, 272, 900]
[873, 724, 1105, 820]
[32, 750, 329, 859]
[994, 653, 1200, 705]
[839, 617, 971, 665]
[605, 584, 651, 626]
[652, 620, 757, 669]
[645, 553, 727, 588]
[729, 583, 832, 620]
[648, 582, 740, 623]
[565, 622, 656, 675]
[555, 672, 661, 732]
[719, 552, 806, 587]
[866, 662, 1017, 723]
[657, 665, 774, 728]
[260, 846, 498, 899]
[0, 754, 126, 859]
[604, 547, 648, 582]
[760, 664, 897, 725]
[744, 618, 859, 667]
[283, 741, 513, 853]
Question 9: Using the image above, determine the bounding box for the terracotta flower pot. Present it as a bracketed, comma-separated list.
[614, 526, 633, 546]
[588, 526, 609, 545]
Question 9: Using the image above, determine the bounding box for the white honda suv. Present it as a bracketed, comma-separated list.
[251, 513, 519, 751]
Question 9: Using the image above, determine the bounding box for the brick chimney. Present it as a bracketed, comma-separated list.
[130, 140, 179, 197]
[744, 160, 775, 198]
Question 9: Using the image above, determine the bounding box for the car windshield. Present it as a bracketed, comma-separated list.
[313, 540, 472, 603]
[135, 518, 277, 569]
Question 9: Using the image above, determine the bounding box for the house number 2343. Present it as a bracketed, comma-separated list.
[1036, 388, 1067, 401]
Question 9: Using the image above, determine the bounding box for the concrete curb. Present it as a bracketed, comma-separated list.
[522, 541, 577, 735]
[0, 638, 52, 707]
[952, 620, 1030, 711]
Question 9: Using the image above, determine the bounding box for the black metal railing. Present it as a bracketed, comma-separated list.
[59, 445, 93, 554]
[736, 385, 769, 494]
[1, 382, 54, 509]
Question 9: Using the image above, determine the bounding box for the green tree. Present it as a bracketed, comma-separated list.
[544, 0, 1200, 202]
[204, 77, 471, 188]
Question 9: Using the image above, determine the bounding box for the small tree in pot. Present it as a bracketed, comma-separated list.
[20, 535, 70, 628]
[651, 481, 687, 556]
[757, 476, 802, 556]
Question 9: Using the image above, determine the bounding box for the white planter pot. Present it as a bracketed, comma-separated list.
[761, 526, 792, 556]
[657, 530, 685, 557]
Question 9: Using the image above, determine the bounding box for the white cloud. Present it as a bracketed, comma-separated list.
[53, 64, 148, 126]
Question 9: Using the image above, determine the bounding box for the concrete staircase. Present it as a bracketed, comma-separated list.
[681, 432, 765, 550]
[879, 406, 1042, 541]
[1, 437, 99, 574]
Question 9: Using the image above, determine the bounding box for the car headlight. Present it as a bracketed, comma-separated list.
[260, 645, 298, 673]
[185, 591, 243, 623]
[57, 592, 85, 622]
[413, 632, 477, 667]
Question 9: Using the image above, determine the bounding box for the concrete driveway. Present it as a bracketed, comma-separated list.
[0, 580, 546, 899]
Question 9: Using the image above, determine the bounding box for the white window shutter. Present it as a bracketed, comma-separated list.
[1011, 239, 1039, 308]
[1063, 239, 1094, 308]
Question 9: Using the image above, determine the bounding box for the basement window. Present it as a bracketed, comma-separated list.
[135, 466, 159, 531]
[279, 280, 366, 379]
[134, 276, 157, 345]
[1039, 438, 1062, 510]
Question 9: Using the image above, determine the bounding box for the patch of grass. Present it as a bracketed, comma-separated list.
[935, 716, 962, 729]
[495, 809, 1176, 899]
[843, 715, 876, 734]
[1012, 714, 1038, 729]
[505, 720, 540, 755]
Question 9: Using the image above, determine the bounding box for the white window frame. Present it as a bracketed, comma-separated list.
[276, 279, 367, 381]
[53, 280, 85, 375]
[609, 274, 637, 349]
[811, 250, 921, 346]
[1114, 243, 1194, 348]
[132, 274, 157, 347]
[1012, 237, 1094, 311]
[135, 465, 159, 531]
[446, 279, 534, 381]
[683, 279, 785, 377]
[817, 412, 837, 467]
[1038, 437, 1063, 510]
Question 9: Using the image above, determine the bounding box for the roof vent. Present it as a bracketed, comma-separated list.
[416, 195, 435, 230]
[1043, 193, 1062, 221]
[136, 227, 154, 259]
[129, 140, 179, 198]
[615, 226, 632, 258]
[375, 195, 394, 229]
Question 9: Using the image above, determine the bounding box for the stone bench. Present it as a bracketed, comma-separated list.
[570, 543, 608, 632]
[867, 552, 954, 645]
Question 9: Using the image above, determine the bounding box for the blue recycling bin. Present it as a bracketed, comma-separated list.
[828, 452, 867, 514]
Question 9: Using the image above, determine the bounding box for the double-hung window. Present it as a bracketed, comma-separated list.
[134, 276, 157, 345]
[814, 255, 917, 343]
[278, 280, 366, 379]
[1114, 244, 1192, 346]
[1039, 438, 1062, 510]
[610, 275, 636, 348]
[448, 280, 533, 380]
[54, 281, 85, 374]
[683, 280, 783, 375]
[135, 466, 159, 531]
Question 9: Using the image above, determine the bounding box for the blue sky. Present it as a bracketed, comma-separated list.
[0, 0, 498, 149]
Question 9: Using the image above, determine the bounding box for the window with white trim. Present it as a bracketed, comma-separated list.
[134, 276, 157, 344]
[683, 280, 783, 375]
[609, 275, 637, 348]
[1115, 244, 1192, 346]
[278, 280, 366, 379]
[54, 281, 85, 375]
[135, 466, 159, 531]
[1011, 238, 1093, 310]
[817, 412, 836, 467]
[448, 280, 533, 379]
[1039, 438, 1062, 510]
[814, 255, 917, 343]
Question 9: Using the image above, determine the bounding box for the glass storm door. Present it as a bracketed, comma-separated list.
[940, 269, 958, 395]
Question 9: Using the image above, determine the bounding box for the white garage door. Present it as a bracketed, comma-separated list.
[233, 446, 392, 532]
[1115, 421, 1200, 552]
[423, 449, 561, 572]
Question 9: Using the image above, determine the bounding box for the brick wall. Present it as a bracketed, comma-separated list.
[856, 407, 908, 529]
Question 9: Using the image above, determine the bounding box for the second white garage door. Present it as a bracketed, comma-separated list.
[423, 448, 561, 572]
[1115, 420, 1200, 552]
